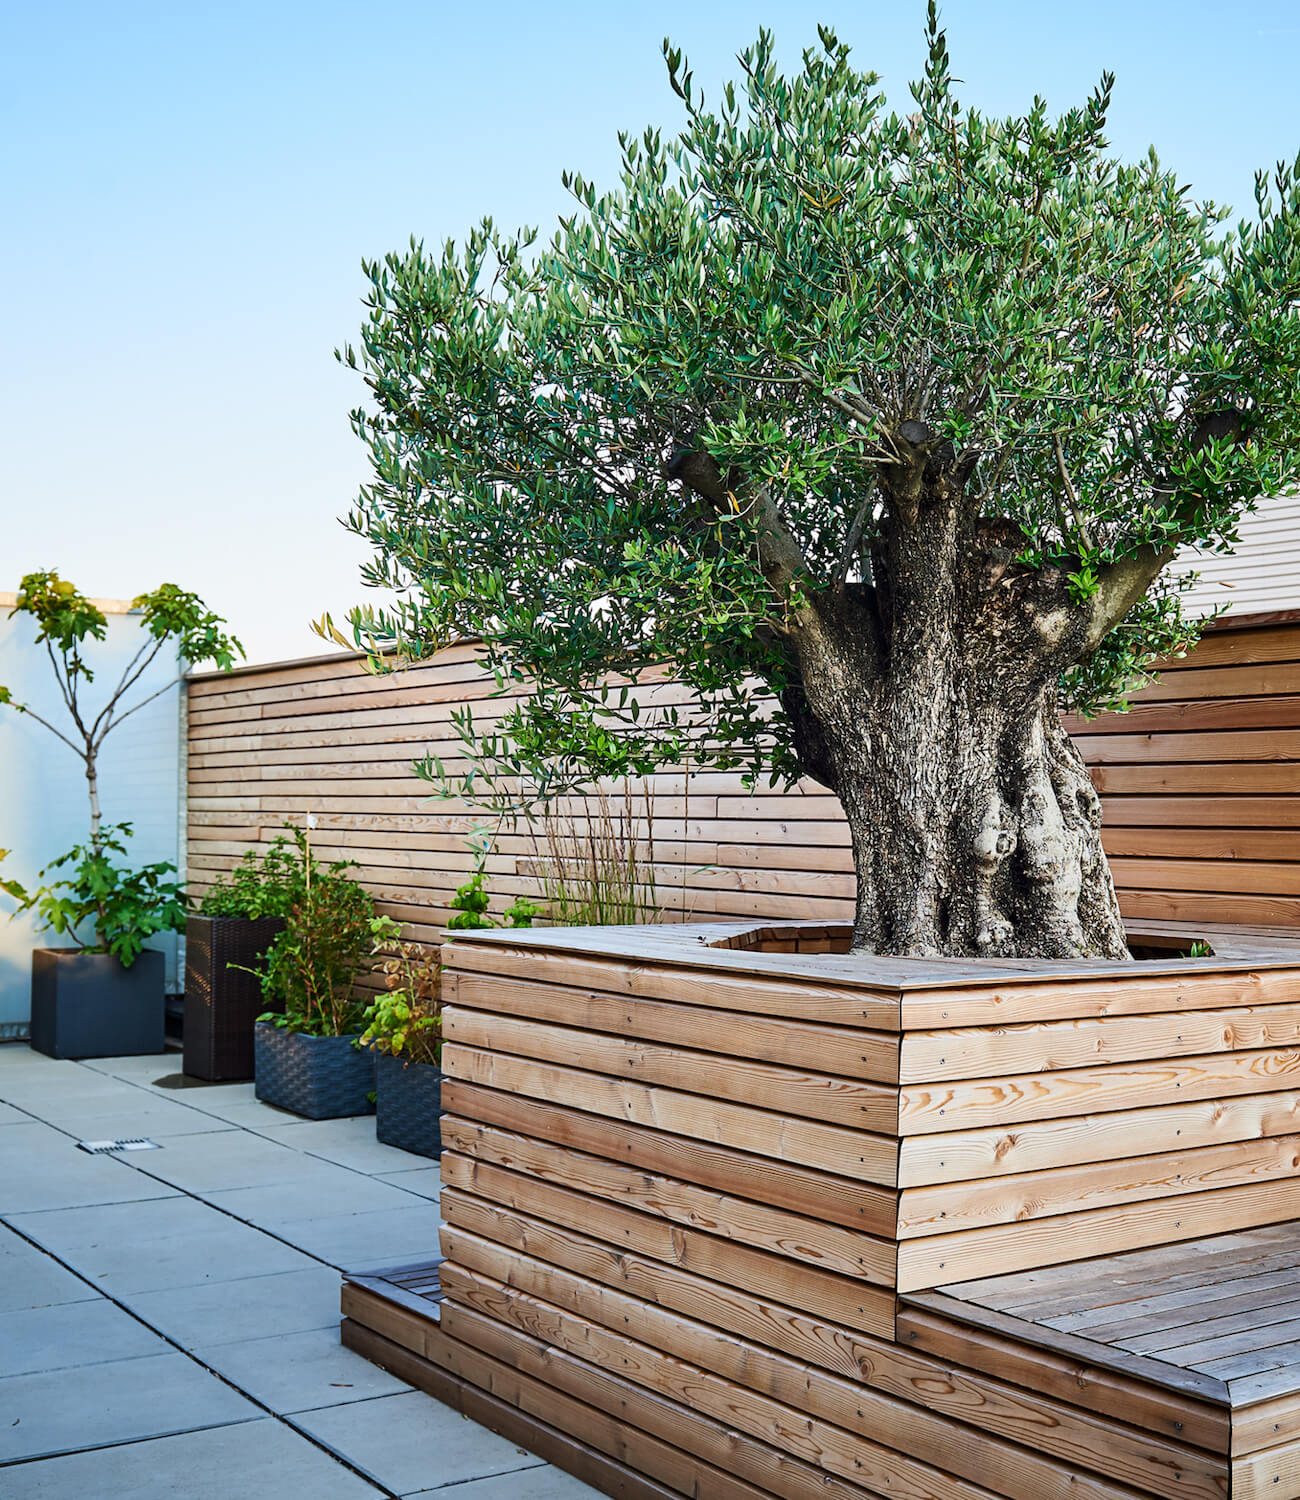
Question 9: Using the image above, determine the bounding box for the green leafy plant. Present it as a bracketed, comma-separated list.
[0, 824, 185, 966]
[359, 915, 442, 1065]
[197, 837, 302, 919]
[254, 827, 376, 1037]
[446, 865, 538, 930]
[1, 570, 240, 965]
[335, 10, 1300, 960]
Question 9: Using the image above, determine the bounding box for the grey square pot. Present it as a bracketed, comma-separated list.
[253, 1022, 375, 1119]
[374, 1053, 443, 1158]
[29, 948, 166, 1059]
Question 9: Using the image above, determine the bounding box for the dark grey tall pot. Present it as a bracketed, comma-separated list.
[253, 1022, 375, 1119]
[29, 948, 166, 1059]
[183, 914, 284, 1081]
[373, 1053, 443, 1158]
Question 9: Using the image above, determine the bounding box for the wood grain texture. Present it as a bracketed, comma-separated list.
[188, 617, 1300, 933]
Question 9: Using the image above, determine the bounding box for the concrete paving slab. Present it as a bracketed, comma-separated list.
[118, 1127, 337, 1193]
[78, 1055, 181, 1084]
[18, 1098, 238, 1140]
[121, 1265, 345, 1347]
[405, 1465, 602, 1497]
[0, 1297, 169, 1378]
[295, 1390, 547, 1494]
[255, 1117, 418, 1174]
[195, 1326, 412, 1413]
[10, 1195, 317, 1292]
[0, 1350, 259, 1462]
[203, 1169, 424, 1226]
[0, 1100, 28, 1124]
[0, 1228, 99, 1313]
[271, 1204, 443, 1270]
[375, 1167, 441, 1201]
[0, 1418, 384, 1499]
[0, 1125, 183, 1214]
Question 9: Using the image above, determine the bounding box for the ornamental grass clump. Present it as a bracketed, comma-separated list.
[530, 784, 663, 927]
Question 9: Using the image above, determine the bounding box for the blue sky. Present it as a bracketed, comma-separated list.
[4, 1, 1297, 663]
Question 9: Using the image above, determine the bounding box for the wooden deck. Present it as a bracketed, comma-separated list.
[332, 921, 1300, 1498]
[343, 1225, 1300, 1499]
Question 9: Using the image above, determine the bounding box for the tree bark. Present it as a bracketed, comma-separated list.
[785, 495, 1131, 960]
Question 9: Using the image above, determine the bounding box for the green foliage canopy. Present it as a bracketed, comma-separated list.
[340, 11, 1300, 810]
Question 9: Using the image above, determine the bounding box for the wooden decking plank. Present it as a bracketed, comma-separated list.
[943, 1225, 1300, 1312]
[901, 1291, 1230, 1406]
[443, 1045, 899, 1185]
[1046, 1260, 1300, 1335]
[442, 1004, 900, 1124]
[442, 1263, 1175, 1500]
[440, 1184, 896, 1339]
[1084, 1283, 1300, 1352]
[1154, 1315, 1300, 1368]
[441, 1079, 896, 1235]
[442, 1224, 1224, 1498]
[342, 1319, 719, 1500]
[445, 970, 898, 1082]
[441, 1125, 896, 1284]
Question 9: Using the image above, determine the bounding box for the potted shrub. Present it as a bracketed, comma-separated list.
[361, 917, 444, 1157]
[183, 837, 299, 1081]
[1, 572, 240, 1058]
[252, 825, 378, 1119]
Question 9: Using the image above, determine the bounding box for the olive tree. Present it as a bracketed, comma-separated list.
[338, 11, 1300, 959]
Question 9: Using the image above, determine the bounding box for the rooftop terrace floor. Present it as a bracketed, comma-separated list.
[0, 1042, 597, 1500]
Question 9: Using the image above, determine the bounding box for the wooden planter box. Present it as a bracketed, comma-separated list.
[182, 914, 284, 1081]
[360, 919, 1300, 1500]
[29, 947, 165, 1059]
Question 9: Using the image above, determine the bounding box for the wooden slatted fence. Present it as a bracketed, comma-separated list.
[187, 611, 1300, 934]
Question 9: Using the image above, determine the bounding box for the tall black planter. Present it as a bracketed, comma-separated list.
[183, 914, 284, 1081]
[374, 1053, 443, 1158]
[30, 948, 166, 1060]
[253, 1023, 374, 1119]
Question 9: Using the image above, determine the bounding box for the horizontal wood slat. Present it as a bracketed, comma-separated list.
[187, 618, 1300, 932]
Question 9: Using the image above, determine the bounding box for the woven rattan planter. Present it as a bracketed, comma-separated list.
[253, 1023, 375, 1119]
[183, 915, 284, 1081]
[374, 1053, 443, 1158]
[30, 948, 165, 1059]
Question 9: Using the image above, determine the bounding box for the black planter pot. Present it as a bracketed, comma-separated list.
[183, 915, 285, 1081]
[374, 1053, 443, 1158]
[253, 1022, 375, 1119]
[30, 948, 166, 1060]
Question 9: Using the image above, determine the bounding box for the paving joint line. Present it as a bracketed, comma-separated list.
[0, 1060, 453, 1497]
[0, 1202, 400, 1496]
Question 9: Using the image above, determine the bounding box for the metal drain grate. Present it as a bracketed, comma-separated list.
[76, 1138, 162, 1154]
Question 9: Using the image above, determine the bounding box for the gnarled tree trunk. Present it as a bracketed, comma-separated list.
[673, 441, 1158, 961]
[776, 485, 1133, 961]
